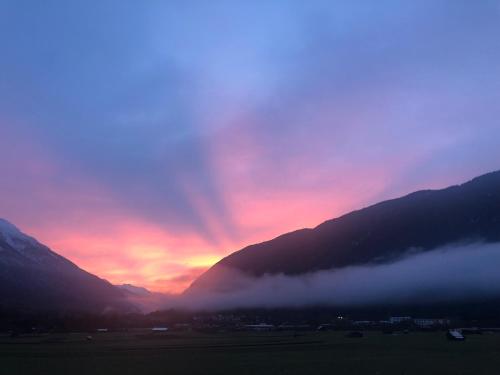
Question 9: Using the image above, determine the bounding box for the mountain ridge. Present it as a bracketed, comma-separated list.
[0, 219, 133, 313]
[188, 170, 500, 293]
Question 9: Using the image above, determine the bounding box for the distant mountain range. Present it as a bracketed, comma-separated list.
[116, 283, 152, 297]
[0, 219, 133, 313]
[188, 170, 500, 294]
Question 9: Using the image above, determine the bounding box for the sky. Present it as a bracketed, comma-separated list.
[1, 0, 500, 293]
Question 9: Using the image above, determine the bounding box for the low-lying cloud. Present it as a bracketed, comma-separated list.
[131, 242, 500, 312]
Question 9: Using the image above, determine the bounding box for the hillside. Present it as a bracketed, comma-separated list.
[0, 219, 132, 312]
[188, 171, 500, 293]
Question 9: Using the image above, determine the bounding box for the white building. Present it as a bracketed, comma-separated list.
[389, 316, 412, 324]
[244, 323, 274, 331]
[152, 327, 168, 332]
[414, 318, 450, 327]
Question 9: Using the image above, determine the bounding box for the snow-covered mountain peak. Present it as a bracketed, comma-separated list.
[0, 218, 38, 247]
[0, 218, 23, 236]
[0, 218, 132, 312]
[0, 218, 52, 263]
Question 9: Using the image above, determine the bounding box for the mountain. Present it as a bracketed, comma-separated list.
[116, 283, 152, 297]
[188, 170, 500, 293]
[0, 219, 132, 313]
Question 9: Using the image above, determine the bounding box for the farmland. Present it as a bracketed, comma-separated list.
[1, 330, 500, 375]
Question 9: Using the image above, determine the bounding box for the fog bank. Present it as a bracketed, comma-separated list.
[131, 242, 500, 312]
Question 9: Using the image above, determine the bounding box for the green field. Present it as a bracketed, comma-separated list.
[1, 330, 500, 375]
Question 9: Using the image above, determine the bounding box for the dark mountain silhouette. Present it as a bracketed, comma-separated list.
[116, 283, 152, 297]
[0, 219, 132, 313]
[188, 170, 500, 293]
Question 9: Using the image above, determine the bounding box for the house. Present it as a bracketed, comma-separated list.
[414, 318, 450, 327]
[389, 316, 412, 324]
[151, 327, 168, 332]
[243, 323, 274, 331]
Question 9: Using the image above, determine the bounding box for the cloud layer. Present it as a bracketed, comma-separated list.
[140, 243, 500, 312]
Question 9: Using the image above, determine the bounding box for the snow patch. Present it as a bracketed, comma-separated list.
[0, 218, 56, 262]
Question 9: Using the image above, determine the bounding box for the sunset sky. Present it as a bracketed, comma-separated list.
[1, 1, 500, 293]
